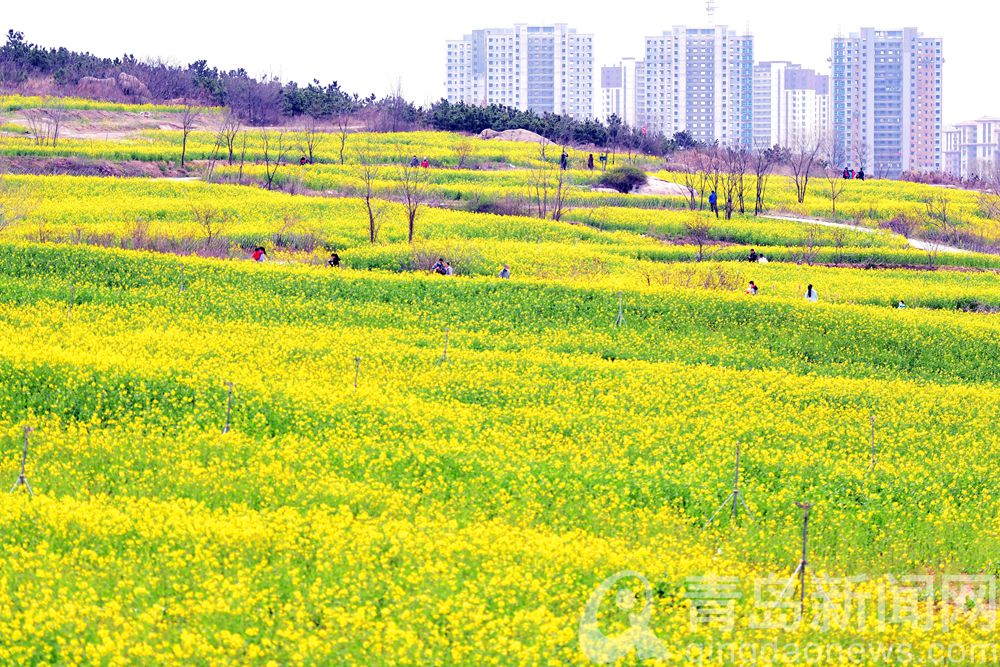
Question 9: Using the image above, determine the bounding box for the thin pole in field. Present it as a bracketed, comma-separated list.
[222, 381, 234, 434]
[10, 426, 34, 497]
[780, 501, 830, 609]
[438, 327, 450, 363]
[703, 443, 756, 529]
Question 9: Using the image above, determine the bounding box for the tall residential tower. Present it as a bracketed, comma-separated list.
[643, 26, 754, 146]
[445, 24, 594, 120]
[831, 28, 943, 177]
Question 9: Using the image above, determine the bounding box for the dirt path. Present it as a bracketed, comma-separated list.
[767, 213, 970, 254]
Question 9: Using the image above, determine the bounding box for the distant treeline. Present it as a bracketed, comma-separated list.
[0, 29, 700, 153]
[426, 100, 700, 155]
[0, 30, 376, 125]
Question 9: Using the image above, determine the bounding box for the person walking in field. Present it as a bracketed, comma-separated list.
[499, 264, 510, 279]
[560, 150, 569, 171]
[746, 281, 758, 295]
[587, 154, 595, 171]
[709, 190, 719, 218]
[805, 284, 818, 302]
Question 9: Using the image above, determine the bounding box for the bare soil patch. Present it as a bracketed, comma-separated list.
[2, 155, 185, 178]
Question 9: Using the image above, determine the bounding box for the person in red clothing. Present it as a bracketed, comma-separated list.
[421, 157, 430, 168]
[251, 246, 268, 262]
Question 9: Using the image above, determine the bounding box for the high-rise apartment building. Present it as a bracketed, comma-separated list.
[600, 58, 645, 127]
[943, 118, 1000, 179]
[753, 62, 830, 148]
[831, 28, 943, 177]
[445, 24, 594, 119]
[643, 26, 754, 146]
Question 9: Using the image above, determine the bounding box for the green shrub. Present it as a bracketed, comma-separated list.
[598, 166, 648, 193]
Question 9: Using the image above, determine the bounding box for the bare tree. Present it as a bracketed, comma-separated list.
[260, 129, 289, 190]
[335, 112, 351, 165]
[675, 151, 699, 210]
[205, 125, 227, 184]
[382, 78, 409, 133]
[299, 115, 323, 164]
[398, 155, 427, 243]
[190, 202, 234, 249]
[356, 144, 386, 243]
[977, 164, 1000, 220]
[924, 194, 960, 246]
[528, 140, 552, 219]
[830, 228, 849, 264]
[180, 102, 201, 168]
[720, 146, 750, 219]
[823, 165, 847, 217]
[851, 137, 868, 174]
[237, 131, 249, 183]
[823, 137, 848, 216]
[684, 214, 714, 261]
[23, 109, 44, 146]
[550, 144, 570, 222]
[751, 142, 779, 216]
[455, 139, 474, 169]
[694, 150, 715, 210]
[707, 147, 723, 207]
[787, 136, 822, 204]
[221, 112, 242, 166]
[47, 107, 63, 147]
[798, 228, 820, 265]
[732, 147, 750, 215]
[23, 108, 64, 147]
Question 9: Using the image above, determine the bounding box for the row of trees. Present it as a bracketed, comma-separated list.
[1, 30, 709, 151]
[0, 30, 394, 126]
[426, 100, 699, 157]
[669, 134, 869, 221]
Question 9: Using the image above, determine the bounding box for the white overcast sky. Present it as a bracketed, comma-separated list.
[2, 0, 993, 124]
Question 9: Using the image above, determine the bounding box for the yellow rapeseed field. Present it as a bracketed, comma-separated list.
[0, 115, 998, 665]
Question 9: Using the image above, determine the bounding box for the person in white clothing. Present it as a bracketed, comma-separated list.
[805, 284, 818, 302]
